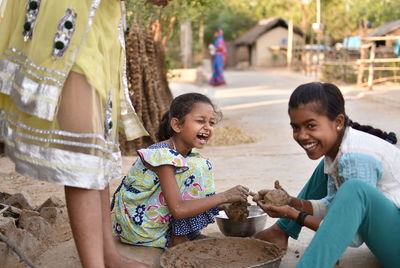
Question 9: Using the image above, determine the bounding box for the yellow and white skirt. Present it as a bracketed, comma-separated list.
[0, 0, 148, 189]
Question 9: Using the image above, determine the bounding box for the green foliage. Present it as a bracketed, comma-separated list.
[203, 6, 257, 44]
[125, 0, 218, 26]
[203, 0, 400, 44]
[322, 0, 400, 42]
[126, 0, 400, 45]
[203, 0, 307, 43]
[125, 0, 400, 70]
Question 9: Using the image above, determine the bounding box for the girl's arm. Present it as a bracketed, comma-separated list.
[288, 197, 314, 215]
[258, 203, 322, 232]
[157, 165, 248, 220]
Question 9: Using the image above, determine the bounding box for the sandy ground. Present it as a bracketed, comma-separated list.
[2, 69, 400, 267]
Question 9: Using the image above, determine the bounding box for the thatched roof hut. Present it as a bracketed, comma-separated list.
[235, 17, 304, 46]
[368, 20, 400, 47]
[369, 20, 400, 37]
[234, 17, 304, 68]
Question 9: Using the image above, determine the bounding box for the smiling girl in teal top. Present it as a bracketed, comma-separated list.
[255, 82, 400, 268]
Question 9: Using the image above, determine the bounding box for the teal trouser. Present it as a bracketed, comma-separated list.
[277, 161, 400, 268]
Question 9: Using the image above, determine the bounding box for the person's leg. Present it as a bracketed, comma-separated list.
[361, 188, 400, 268]
[59, 72, 150, 268]
[209, 57, 218, 84]
[101, 186, 151, 268]
[297, 179, 400, 268]
[59, 72, 106, 268]
[102, 186, 120, 264]
[65, 187, 105, 268]
[255, 160, 328, 247]
[213, 55, 226, 85]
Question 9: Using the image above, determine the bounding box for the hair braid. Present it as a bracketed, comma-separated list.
[156, 111, 172, 141]
[347, 119, 397, 144]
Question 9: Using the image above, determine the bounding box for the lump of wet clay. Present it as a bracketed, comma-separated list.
[224, 201, 249, 221]
[253, 180, 290, 206]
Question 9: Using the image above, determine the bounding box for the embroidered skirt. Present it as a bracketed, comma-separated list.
[0, 0, 148, 189]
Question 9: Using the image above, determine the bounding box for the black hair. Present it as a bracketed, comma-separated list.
[156, 93, 221, 141]
[288, 82, 397, 144]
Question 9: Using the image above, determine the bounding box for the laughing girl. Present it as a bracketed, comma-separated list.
[112, 93, 249, 248]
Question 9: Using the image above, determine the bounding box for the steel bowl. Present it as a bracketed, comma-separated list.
[216, 205, 267, 237]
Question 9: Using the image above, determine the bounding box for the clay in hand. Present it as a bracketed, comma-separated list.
[253, 180, 291, 206]
[223, 201, 249, 221]
[252, 189, 270, 202]
[222, 185, 249, 203]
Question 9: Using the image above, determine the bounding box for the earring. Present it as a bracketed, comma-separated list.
[337, 126, 341, 131]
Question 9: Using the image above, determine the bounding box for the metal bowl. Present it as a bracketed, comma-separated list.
[216, 205, 267, 237]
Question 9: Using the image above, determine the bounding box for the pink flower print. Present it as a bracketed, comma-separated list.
[158, 192, 166, 205]
[146, 205, 170, 224]
[146, 204, 160, 221]
[182, 191, 196, 200]
[147, 205, 158, 210]
[160, 215, 171, 224]
[182, 183, 203, 200]
[192, 182, 203, 192]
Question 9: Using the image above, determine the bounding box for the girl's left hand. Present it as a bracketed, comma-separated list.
[221, 185, 250, 203]
[257, 202, 298, 219]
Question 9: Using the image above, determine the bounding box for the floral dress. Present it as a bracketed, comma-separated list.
[112, 142, 219, 248]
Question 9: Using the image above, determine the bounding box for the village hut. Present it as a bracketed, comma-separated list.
[234, 17, 304, 68]
[368, 19, 400, 47]
[361, 19, 400, 59]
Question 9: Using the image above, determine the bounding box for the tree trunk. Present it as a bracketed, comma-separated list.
[180, 19, 192, 68]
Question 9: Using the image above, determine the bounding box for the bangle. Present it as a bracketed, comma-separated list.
[296, 211, 309, 226]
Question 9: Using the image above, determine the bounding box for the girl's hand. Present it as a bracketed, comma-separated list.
[251, 189, 271, 202]
[222, 185, 249, 203]
[257, 203, 298, 219]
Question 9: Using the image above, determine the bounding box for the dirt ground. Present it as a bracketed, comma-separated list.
[2, 69, 399, 267]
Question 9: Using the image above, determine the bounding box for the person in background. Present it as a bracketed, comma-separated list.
[254, 82, 400, 268]
[0, 1, 150, 267]
[112, 93, 249, 248]
[209, 29, 227, 86]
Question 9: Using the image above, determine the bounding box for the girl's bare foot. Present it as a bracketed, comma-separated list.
[253, 223, 289, 249]
[168, 235, 189, 247]
[192, 233, 210, 240]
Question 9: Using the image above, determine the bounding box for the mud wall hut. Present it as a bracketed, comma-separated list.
[234, 17, 304, 68]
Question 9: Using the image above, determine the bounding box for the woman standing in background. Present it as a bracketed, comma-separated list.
[209, 29, 227, 86]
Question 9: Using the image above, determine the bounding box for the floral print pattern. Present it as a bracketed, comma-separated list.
[112, 143, 215, 248]
[132, 204, 145, 225]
